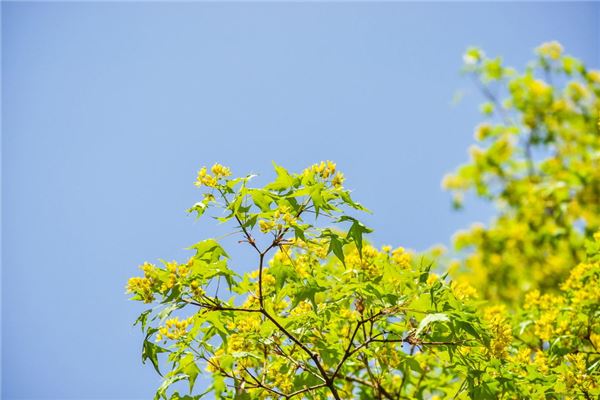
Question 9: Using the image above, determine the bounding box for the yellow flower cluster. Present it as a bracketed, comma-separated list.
[249, 270, 276, 294]
[587, 70, 600, 84]
[189, 279, 205, 299]
[533, 351, 550, 374]
[228, 333, 249, 352]
[211, 163, 231, 177]
[474, 123, 493, 141]
[392, 247, 411, 269]
[441, 173, 468, 191]
[258, 219, 276, 233]
[523, 290, 563, 341]
[451, 280, 478, 300]
[126, 262, 161, 303]
[205, 348, 224, 373]
[537, 41, 563, 60]
[227, 315, 261, 333]
[156, 316, 193, 342]
[426, 273, 439, 286]
[332, 171, 345, 188]
[313, 160, 336, 178]
[258, 206, 299, 233]
[273, 374, 293, 393]
[561, 261, 600, 307]
[567, 81, 588, 102]
[290, 300, 313, 317]
[126, 276, 154, 303]
[347, 245, 381, 276]
[161, 260, 188, 292]
[509, 348, 532, 367]
[483, 305, 512, 359]
[194, 163, 231, 188]
[274, 206, 297, 225]
[303, 160, 344, 187]
[560, 353, 597, 393]
[340, 307, 361, 321]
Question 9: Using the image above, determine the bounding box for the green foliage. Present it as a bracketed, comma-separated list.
[127, 43, 600, 399]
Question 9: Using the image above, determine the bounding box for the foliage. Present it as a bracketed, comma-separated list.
[128, 43, 600, 399]
[444, 41, 600, 303]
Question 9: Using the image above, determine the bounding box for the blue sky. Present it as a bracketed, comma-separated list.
[2, 2, 599, 399]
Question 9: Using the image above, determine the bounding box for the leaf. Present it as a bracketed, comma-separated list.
[133, 309, 152, 331]
[455, 319, 481, 340]
[188, 239, 229, 261]
[249, 189, 272, 212]
[158, 302, 182, 321]
[179, 353, 200, 393]
[142, 331, 168, 376]
[265, 161, 295, 191]
[338, 190, 370, 212]
[154, 373, 187, 400]
[339, 216, 372, 257]
[327, 235, 345, 266]
[309, 182, 325, 215]
[415, 313, 449, 337]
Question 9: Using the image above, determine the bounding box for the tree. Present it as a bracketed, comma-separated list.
[444, 41, 600, 303]
[128, 43, 600, 399]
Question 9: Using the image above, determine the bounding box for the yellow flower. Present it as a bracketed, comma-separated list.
[483, 305, 512, 358]
[426, 273, 438, 286]
[537, 41, 563, 60]
[567, 81, 588, 102]
[587, 70, 600, 84]
[194, 165, 225, 187]
[332, 172, 345, 188]
[228, 334, 247, 352]
[474, 123, 493, 141]
[210, 163, 231, 177]
[451, 280, 478, 300]
[206, 348, 224, 372]
[258, 219, 276, 233]
[126, 277, 154, 303]
[290, 300, 313, 316]
[392, 247, 411, 268]
[156, 316, 193, 341]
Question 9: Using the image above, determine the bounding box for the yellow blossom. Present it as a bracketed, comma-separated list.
[210, 163, 231, 177]
[392, 247, 411, 268]
[426, 273, 439, 286]
[258, 219, 276, 233]
[332, 172, 345, 188]
[290, 300, 313, 316]
[483, 305, 512, 358]
[126, 277, 154, 303]
[156, 316, 193, 341]
[537, 41, 563, 60]
[451, 280, 478, 300]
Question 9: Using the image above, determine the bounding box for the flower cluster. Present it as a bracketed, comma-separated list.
[156, 317, 193, 342]
[194, 163, 231, 188]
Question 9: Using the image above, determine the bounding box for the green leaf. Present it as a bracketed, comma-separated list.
[189, 239, 229, 261]
[134, 309, 152, 331]
[415, 313, 449, 337]
[339, 216, 372, 257]
[327, 234, 345, 266]
[154, 373, 187, 400]
[179, 353, 200, 393]
[265, 161, 295, 191]
[249, 189, 272, 212]
[142, 331, 168, 376]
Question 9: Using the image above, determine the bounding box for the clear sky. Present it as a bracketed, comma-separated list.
[2, 2, 599, 399]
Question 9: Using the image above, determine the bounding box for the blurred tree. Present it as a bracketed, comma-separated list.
[444, 41, 600, 303]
